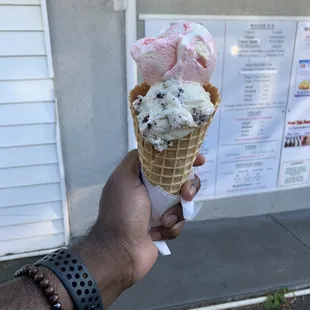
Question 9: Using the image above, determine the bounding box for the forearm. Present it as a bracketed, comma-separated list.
[0, 267, 73, 310]
[0, 227, 131, 310]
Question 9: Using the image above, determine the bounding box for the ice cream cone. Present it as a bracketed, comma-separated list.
[130, 83, 220, 194]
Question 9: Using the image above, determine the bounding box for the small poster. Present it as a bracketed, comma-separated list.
[295, 60, 310, 98]
[283, 120, 310, 148]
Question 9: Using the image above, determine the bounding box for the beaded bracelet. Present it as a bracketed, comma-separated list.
[15, 264, 62, 309]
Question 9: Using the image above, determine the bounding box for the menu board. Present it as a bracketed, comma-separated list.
[143, 18, 310, 200]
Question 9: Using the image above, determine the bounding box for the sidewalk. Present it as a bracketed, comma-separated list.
[2, 209, 310, 309]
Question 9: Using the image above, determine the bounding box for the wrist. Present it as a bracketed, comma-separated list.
[37, 266, 74, 309]
[14, 266, 75, 310]
[71, 224, 133, 308]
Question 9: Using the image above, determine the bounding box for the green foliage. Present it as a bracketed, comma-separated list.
[264, 288, 290, 309]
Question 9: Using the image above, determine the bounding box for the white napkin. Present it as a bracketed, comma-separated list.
[142, 171, 203, 255]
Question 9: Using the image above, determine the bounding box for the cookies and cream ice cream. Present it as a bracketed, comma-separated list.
[133, 79, 214, 151]
[130, 22, 217, 151]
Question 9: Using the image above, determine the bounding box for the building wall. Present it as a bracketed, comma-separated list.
[47, 0, 310, 238]
[0, 0, 68, 259]
[47, 0, 127, 237]
[137, 0, 310, 16]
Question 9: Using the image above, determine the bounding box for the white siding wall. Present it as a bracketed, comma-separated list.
[0, 0, 68, 259]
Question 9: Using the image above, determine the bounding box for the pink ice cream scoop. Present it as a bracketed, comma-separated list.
[130, 22, 217, 86]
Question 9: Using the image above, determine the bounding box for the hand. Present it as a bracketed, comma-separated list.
[80, 150, 205, 307]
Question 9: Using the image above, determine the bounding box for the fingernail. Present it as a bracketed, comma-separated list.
[153, 232, 162, 241]
[189, 185, 197, 198]
[165, 215, 178, 226]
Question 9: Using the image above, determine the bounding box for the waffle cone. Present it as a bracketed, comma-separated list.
[130, 83, 220, 194]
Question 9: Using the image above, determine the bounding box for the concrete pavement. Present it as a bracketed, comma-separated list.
[2, 210, 310, 309]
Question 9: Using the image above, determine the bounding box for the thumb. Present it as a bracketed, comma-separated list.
[180, 174, 201, 201]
